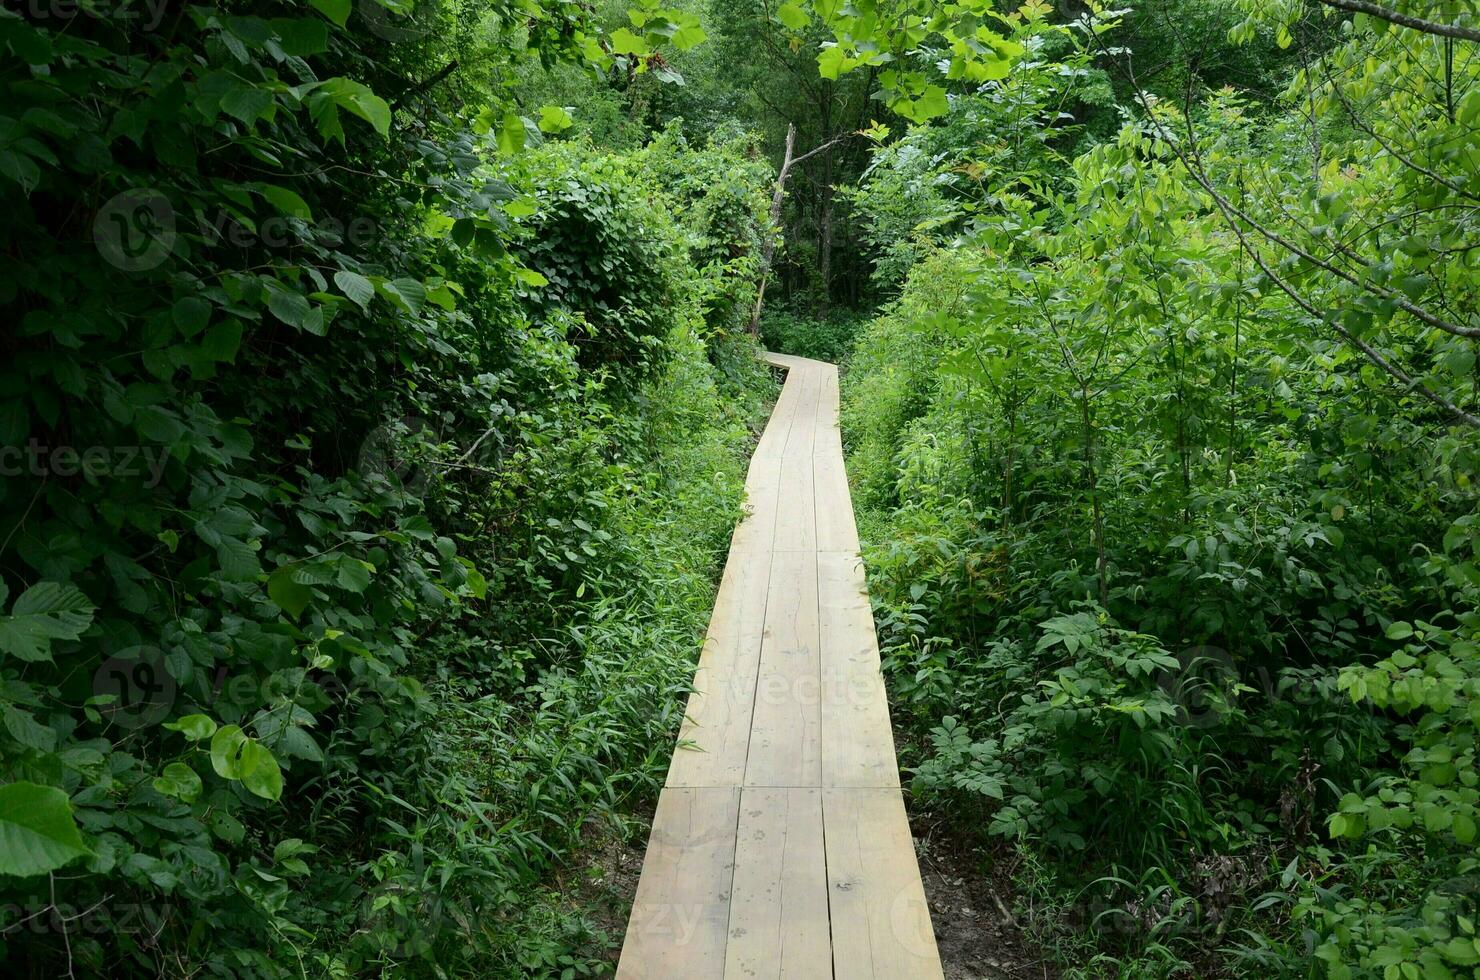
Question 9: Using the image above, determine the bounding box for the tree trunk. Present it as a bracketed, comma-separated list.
[748, 124, 851, 334]
[816, 84, 834, 320]
[748, 123, 796, 336]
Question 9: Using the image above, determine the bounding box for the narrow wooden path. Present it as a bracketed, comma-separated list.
[617, 353, 944, 978]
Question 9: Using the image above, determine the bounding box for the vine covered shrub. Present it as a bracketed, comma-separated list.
[516, 146, 686, 379]
[0, 0, 774, 976]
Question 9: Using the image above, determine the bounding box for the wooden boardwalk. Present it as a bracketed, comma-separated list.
[617, 353, 944, 978]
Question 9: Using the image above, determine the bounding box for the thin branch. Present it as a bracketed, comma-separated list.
[390, 60, 459, 111]
[1086, 23, 1480, 429]
[1316, 0, 1480, 43]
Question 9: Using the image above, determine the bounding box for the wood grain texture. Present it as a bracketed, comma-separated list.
[619, 353, 940, 976]
[618, 787, 741, 978]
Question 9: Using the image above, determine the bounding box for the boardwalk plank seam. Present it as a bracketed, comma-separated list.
[617, 353, 943, 979]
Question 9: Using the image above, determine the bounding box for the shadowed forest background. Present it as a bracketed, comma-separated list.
[0, 0, 1478, 976]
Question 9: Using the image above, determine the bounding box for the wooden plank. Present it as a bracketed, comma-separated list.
[731, 467, 780, 555]
[772, 364, 819, 551]
[667, 641, 763, 788]
[622, 352, 943, 974]
[744, 549, 821, 787]
[618, 787, 741, 978]
[724, 787, 831, 978]
[771, 443, 817, 551]
[822, 788, 944, 979]
[815, 364, 840, 432]
[750, 363, 803, 464]
[781, 365, 819, 457]
[813, 449, 860, 553]
[818, 551, 899, 788]
[667, 548, 770, 787]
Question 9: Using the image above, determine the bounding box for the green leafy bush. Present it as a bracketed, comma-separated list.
[840, 10, 1480, 975]
[758, 308, 867, 364]
[0, 2, 774, 975]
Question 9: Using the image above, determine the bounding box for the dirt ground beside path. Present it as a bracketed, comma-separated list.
[912, 812, 1060, 980]
[572, 799, 1058, 979]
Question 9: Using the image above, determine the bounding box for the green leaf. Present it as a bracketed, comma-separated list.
[538, 105, 574, 133]
[315, 78, 391, 137]
[268, 565, 313, 618]
[172, 297, 212, 338]
[610, 27, 649, 56]
[256, 183, 313, 221]
[221, 85, 274, 125]
[496, 112, 526, 156]
[271, 17, 330, 56]
[266, 286, 311, 328]
[0, 782, 91, 877]
[4, 705, 56, 753]
[153, 762, 202, 802]
[817, 45, 846, 80]
[1453, 811, 1477, 844]
[379, 278, 426, 316]
[210, 727, 282, 799]
[164, 714, 218, 741]
[239, 741, 284, 801]
[334, 269, 375, 309]
[914, 85, 949, 120]
[0, 582, 95, 663]
[335, 557, 374, 593]
[210, 725, 249, 779]
[777, 3, 810, 30]
[1386, 622, 1414, 640]
[310, 0, 351, 26]
[670, 18, 706, 50]
[200, 321, 244, 364]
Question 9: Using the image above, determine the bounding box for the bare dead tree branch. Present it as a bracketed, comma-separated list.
[748, 124, 854, 332]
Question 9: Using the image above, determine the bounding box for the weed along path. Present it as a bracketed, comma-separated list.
[617, 353, 944, 978]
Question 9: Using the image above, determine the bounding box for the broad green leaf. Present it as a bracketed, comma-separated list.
[538, 105, 574, 133]
[310, 0, 350, 26]
[211, 726, 284, 801]
[271, 17, 330, 56]
[335, 557, 374, 593]
[817, 45, 846, 80]
[0, 582, 94, 663]
[164, 714, 218, 740]
[670, 18, 705, 50]
[496, 112, 526, 156]
[153, 762, 202, 802]
[777, 3, 810, 30]
[610, 27, 649, 56]
[0, 782, 91, 877]
[239, 741, 284, 801]
[266, 286, 310, 328]
[256, 183, 313, 221]
[172, 297, 212, 338]
[4, 706, 56, 753]
[378, 277, 426, 316]
[268, 565, 313, 617]
[334, 269, 375, 309]
[210, 725, 249, 779]
[913, 85, 949, 120]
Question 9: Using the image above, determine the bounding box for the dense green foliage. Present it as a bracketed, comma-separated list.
[832, 2, 1480, 976]
[4, 0, 1479, 975]
[0, 1, 775, 974]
